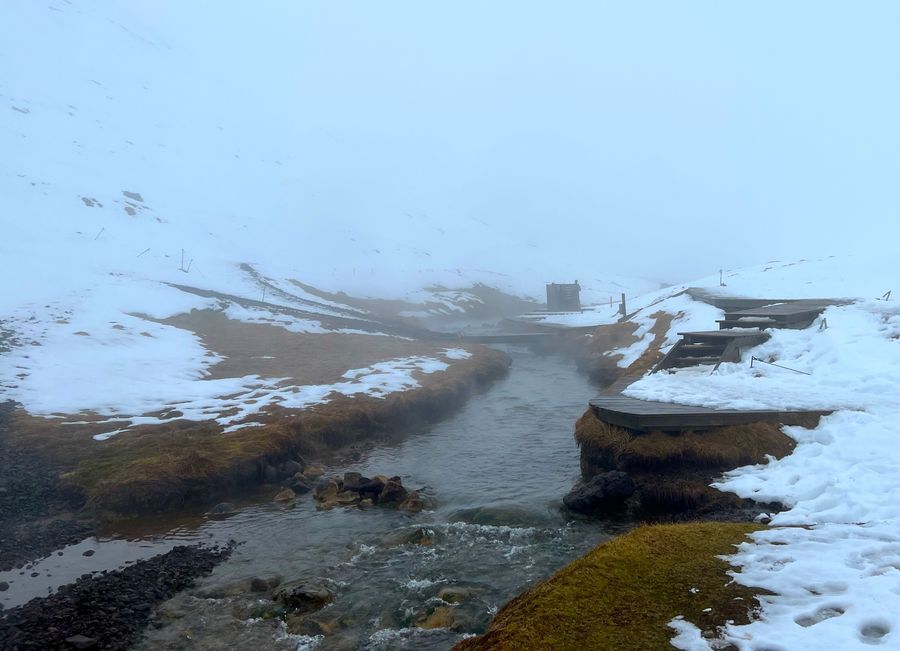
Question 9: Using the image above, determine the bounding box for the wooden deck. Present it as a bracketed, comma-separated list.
[589, 394, 830, 432]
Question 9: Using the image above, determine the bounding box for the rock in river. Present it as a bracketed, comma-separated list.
[274, 580, 334, 613]
[379, 477, 408, 504]
[563, 471, 635, 515]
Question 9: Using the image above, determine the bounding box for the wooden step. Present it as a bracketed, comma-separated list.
[717, 318, 778, 330]
[679, 331, 770, 344]
[678, 343, 727, 355]
[669, 356, 721, 367]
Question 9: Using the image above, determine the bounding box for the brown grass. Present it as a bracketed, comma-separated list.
[160, 309, 442, 383]
[456, 522, 763, 650]
[575, 410, 796, 476]
[576, 311, 674, 388]
[8, 347, 510, 514]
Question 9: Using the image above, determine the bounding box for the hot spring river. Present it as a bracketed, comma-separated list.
[1, 349, 630, 649]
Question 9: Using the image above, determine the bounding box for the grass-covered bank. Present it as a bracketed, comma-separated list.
[8, 346, 510, 515]
[456, 522, 762, 650]
[574, 410, 808, 516]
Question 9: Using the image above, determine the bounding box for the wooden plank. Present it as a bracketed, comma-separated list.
[588, 395, 830, 432]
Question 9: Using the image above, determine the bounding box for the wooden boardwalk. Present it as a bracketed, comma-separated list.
[589, 394, 830, 432]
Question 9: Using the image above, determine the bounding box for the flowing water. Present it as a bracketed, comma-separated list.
[1, 348, 630, 649]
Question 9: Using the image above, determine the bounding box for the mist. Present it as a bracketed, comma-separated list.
[148, 0, 900, 284]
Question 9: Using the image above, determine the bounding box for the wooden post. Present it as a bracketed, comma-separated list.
[619, 293, 627, 317]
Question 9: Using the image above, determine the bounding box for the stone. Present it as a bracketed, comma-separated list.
[280, 459, 305, 476]
[379, 478, 408, 504]
[438, 586, 480, 604]
[563, 471, 635, 515]
[336, 491, 360, 505]
[382, 526, 437, 547]
[313, 478, 340, 502]
[263, 464, 280, 483]
[304, 464, 326, 479]
[290, 479, 312, 494]
[342, 471, 367, 492]
[208, 502, 237, 516]
[249, 577, 270, 592]
[0, 581, 8, 591]
[274, 488, 296, 503]
[359, 498, 374, 508]
[274, 580, 334, 613]
[399, 491, 424, 513]
[65, 635, 99, 649]
[82, 549, 95, 557]
[418, 606, 454, 629]
[356, 478, 385, 501]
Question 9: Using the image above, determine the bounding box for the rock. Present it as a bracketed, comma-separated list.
[373, 474, 389, 484]
[249, 577, 270, 592]
[438, 586, 480, 604]
[82, 549, 95, 557]
[0, 581, 8, 591]
[399, 491, 424, 513]
[313, 478, 340, 502]
[563, 471, 635, 515]
[418, 606, 454, 629]
[208, 502, 237, 516]
[280, 459, 305, 476]
[382, 526, 437, 547]
[379, 478, 408, 504]
[274, 580, 334, 613]
[356, 478, 385, 501]
[290, 479, 312, 494]
[342, 472, 367, 492]
[274, 488, 296, 503]
[336, 491, 360, 506]
[65, 634, 99, 649]
[359, 498, 374, 508]
[263, 464, 280, 483]
[304, 464, 326, 479]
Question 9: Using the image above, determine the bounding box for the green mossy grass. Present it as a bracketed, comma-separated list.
[456, 522, 763, 650]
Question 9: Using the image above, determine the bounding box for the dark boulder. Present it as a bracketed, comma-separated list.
[280, 459, 305, 476]
[356, 478, 385, 501]
[65, 635, 98, 649]
[290, 479, 312, 494]
[563, 471, 635, 515]
[274, 580, 334, 613]
[342, 472, 368, 492]
[379, 478, 408, 504]
[249, 577, 270, 593]
[263, 464, 280, 483]
[208, 502, 237, 516]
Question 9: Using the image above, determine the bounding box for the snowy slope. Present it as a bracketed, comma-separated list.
[0, 1, 658, 432]
[0, 1, 657, 311]
[613, 257, 900, 649]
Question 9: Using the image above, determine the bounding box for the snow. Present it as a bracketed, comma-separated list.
[622, 258, 900, 649]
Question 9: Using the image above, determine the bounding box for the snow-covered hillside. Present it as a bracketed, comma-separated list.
[1, 1, 657, 310]
[0, 1, 660, 433]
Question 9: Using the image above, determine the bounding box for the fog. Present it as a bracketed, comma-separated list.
[161, 0, 900, 284]
[7, 1, 899, 293]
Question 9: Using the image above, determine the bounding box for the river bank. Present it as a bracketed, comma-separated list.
[1, 349, 624, 648]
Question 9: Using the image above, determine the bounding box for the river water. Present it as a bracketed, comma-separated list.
[1, 348, 628, 649]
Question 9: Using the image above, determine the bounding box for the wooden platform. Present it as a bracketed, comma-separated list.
[589, 394, 830, 432]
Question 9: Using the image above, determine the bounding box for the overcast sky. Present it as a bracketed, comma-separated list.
[112, 2, 900, 284]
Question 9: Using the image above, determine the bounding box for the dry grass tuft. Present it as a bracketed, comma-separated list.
[455, 522, 763, 650]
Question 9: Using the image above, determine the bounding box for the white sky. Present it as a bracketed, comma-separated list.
[6, 1, 900, 287]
